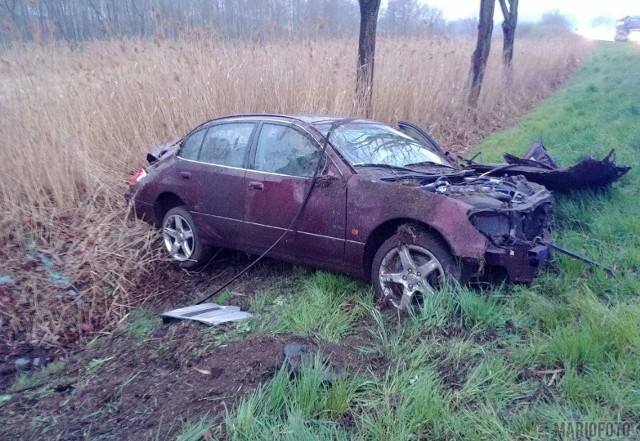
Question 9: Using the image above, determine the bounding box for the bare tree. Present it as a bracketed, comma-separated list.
[380, 0, 445, 37]
[446, 17, 478, 36]
[0, 0, 363, 45]
[355, 0, 381, 117]
[466, 0, 495, 108]
[420, 5, 446, 36]
[0, 0, 18, 22]
[498, 0, 518, 81]
[538, 10, 572, 33]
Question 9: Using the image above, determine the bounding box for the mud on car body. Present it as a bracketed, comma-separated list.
[125, 114, 553, 309]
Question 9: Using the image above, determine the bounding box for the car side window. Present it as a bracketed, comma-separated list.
[199, 123, 254, 167]
[179, 128, 206, 160]
[254, 124, 320, 177]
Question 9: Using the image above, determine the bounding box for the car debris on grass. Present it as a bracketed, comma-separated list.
[161, 303, 252, 325]
[462, 139, 631, 191]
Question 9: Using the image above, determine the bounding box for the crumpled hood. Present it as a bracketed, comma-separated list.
[423, 174, 552, 212]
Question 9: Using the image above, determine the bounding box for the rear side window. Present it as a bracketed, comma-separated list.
[253, 124, 320, 177]
[199, 123, 254, 167]
[179, 128, 206, 160]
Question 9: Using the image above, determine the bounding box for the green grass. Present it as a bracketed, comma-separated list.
[223, 356, 365, 441]
[126, 308, 163, 338]
[457, 288, 507, 331]
[85, 357, 114, 375]
[173, 417, 216, 441]
[250, 271, 370, 343]
[210, 41, 640, 440]
[469, 41, 640, 435]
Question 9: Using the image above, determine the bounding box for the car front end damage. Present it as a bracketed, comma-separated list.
[318, 116, 557, 285]
[422, 174, 553, 282]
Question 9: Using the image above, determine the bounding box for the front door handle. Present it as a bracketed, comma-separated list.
[249, 182, 264, 190]
[180, 172, 191, 180]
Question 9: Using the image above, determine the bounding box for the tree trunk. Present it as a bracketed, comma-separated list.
[466, 0, 495, 108]
[501, 21, 515, 80]
[355, 0, 381, 118]
[498, 0, 518, 82]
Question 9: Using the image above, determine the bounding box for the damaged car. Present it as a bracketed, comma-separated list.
[126, 114, 555, 309]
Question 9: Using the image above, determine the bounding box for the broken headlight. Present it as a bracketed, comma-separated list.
[470, 203, 552, 247]
[469, 211, 512, 246]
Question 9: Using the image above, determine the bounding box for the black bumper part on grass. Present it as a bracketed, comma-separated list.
[466, 141, 631, 192]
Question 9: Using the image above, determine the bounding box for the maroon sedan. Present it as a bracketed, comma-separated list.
[126, 114, 553, 309]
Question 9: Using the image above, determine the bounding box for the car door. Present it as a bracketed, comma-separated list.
[177, 121, 256, 248]
[243, 122, 347, 266]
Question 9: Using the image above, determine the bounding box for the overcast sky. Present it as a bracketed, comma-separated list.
[422, 0, 640, 27]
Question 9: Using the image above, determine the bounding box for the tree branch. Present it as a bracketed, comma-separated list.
[510, 0, 518, 22]
[498, 0, 508, 20]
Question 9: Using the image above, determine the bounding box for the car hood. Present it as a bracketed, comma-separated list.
[373, 168, 551, 211]
[421, 174, 552, 212]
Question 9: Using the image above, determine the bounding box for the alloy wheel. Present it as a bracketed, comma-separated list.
[162, 214, 195, 262]
[378, 244, 445, 310]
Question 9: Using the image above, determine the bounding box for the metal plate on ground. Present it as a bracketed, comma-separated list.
[161, 303, 252, 325]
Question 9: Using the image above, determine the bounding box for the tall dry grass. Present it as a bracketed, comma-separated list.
[0, 35, 591, 347]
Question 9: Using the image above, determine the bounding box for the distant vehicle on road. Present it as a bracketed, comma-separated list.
[615, 16, 640, 41]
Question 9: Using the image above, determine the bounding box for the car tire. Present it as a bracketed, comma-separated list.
[371, 226, 460, 310]
[161, 206, 211, 269]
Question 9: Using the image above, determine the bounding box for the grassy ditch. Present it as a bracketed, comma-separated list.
[1, 40, 638, 440]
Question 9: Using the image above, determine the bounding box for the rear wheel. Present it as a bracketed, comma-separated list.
[162, 207, 211, 269]
[371, 227, 460, 310]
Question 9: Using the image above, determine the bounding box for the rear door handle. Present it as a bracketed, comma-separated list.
[180, 172, 191, 180]
[249, 182, 264, 190]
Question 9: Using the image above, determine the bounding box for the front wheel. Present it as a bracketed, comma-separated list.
[371, 227, 460, 310]
[162, 206, 211, 269]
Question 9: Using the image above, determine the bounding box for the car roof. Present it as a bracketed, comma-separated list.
[184, 113, 389, 142]
[204, 113, 380, 128]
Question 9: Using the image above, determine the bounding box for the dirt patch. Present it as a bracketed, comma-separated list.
[472, 326, 499, 343]
[0, 249, 301, 391]
[0, 320, 375, 440]
[138, 249, 302, 312]
[0, 247, 379, 440]
[0, 342, 59, 392]
[437, 357, 470, 392]
[439, 324, 469, 339]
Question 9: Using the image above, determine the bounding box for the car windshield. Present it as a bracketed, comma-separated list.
[314, 122, 451, 168]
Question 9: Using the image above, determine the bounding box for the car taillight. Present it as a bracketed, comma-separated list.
[129, 168, 147, 186]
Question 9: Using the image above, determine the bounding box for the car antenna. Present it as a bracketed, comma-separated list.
[187, 118, 356, 308]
